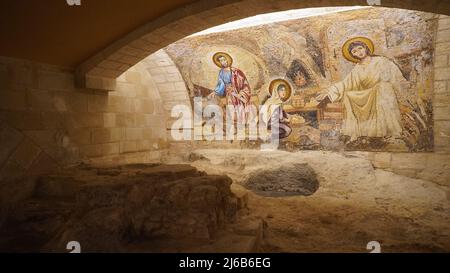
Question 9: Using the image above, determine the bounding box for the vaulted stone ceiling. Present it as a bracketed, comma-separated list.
[0, 0, 197, 66]
[0, 0, 449, 68]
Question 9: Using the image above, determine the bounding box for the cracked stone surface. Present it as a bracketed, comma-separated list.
[0, 163, 255, 252]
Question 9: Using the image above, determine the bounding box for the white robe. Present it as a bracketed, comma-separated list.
[326, 56, 404, 141]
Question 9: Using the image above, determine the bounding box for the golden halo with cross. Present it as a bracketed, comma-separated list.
[342, 37, 375, 63]
[212, 52, 233, 68]
[269, 79, 292, 102]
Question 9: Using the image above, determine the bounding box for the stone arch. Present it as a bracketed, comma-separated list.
[139, 50, 192, 134]
[75, 0, 450, 91]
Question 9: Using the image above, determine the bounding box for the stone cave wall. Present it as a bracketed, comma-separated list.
[1, 7, 449, 203]
[0, 57, 169, 207]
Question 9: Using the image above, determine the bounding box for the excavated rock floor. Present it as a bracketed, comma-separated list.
[0, 163, 263, 253]
[171, 149, 450, 253]
[1, 149, 448, 253]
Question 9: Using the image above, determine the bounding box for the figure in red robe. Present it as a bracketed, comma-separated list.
[211, 52, 252, 122]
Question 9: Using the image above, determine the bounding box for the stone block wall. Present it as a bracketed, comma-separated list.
[140, 49, 192, 141]
[434, 15, 450, 152]
[0, 57, 167, 183]
[367, 152, 450, 187]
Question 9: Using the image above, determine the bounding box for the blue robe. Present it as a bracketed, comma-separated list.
[214, 69, 232, 97]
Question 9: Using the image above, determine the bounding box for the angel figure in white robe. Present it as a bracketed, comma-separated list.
[316, 37, 405, 142]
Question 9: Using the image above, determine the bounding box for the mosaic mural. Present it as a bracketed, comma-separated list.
[166, 8, 438, 152]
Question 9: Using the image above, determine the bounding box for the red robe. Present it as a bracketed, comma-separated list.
[228, 68, 252, 122]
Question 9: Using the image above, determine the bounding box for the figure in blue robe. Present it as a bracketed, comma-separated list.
[214, 69, 233, 97]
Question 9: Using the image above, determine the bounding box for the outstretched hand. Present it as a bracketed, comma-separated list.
[208, 92, 216, 99]
[315, 91, 329, 101]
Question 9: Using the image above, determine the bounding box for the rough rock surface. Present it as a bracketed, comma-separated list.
[173, 149, 450, 252]
[242, 163, 319, 196]
[0, 164, 245, 252]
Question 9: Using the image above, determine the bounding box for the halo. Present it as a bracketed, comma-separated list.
[212, 52, 233, 68]
[342, 37, 375, 63]
[269, 79, 292, 102]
